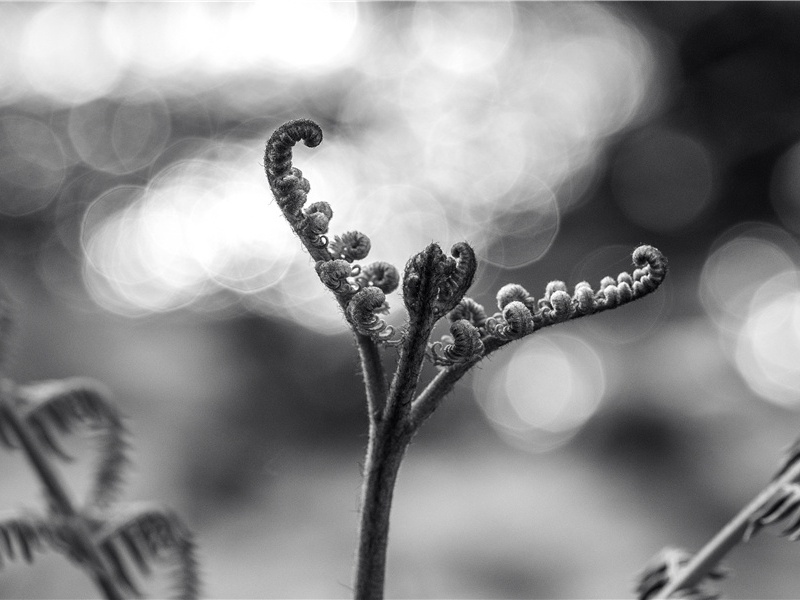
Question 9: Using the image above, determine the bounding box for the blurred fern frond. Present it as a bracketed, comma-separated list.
[745, 482, 800, 541]
[16, 378, 130, 509]
[97, 505, 201, 600]
[636, 547, 726, 600]
[0, 513, 56, 567]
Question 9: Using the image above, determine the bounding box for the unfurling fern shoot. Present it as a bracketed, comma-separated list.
[263, 118, 668, 599]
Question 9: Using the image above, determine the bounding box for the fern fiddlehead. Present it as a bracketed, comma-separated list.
[265, 118, 668, 600]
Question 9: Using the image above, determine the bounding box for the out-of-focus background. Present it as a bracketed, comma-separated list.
[1, 1, 800, 597]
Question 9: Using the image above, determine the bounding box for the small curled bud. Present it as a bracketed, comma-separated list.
[549, 290, 573, 320]
[427, 319, 484, 366]
[359, 261, 400, 294]
[617, 271, 633, 287]
[276, 182, 309, 217]
[496, 284, 531, 311]
[600, 276, 616, 289]
[330, 231, 371, 262]
[302, 211, 330, 239]
[305, 201, 332, 221]
[315, 259, 356, 295]
[545, 280, 567, 299]
[486, 301, 533, 341]
[403, 243, 445, 314]
[617, 280, 633, 303]
[573, 281, 596, 315]
[347, 287, 396, 342]
[449, 297, 487, 328]
[437, 242, 477, 315]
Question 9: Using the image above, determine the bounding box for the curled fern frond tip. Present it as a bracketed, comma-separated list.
[427, 319, 484, 366]
[316, 259, 357, 296]
[449, 297, 487, 328]
[265, 119, 323, 224]
[496, 283, 530, 311]
[347, 287, 396, 342]
[358, 261, 400, 294]
[331, 231, 372, 263]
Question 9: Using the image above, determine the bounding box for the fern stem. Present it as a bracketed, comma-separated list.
[409, 360, 477, 430]
[0, 398, 125, 600]
[353, 412, 412, 600]
[654, 453, 800, 598]
[355, 332, 387, 428]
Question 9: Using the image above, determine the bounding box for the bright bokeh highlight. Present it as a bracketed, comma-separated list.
[736, 272, 800, 409]
[473, 334, 606, 452]
[0, 2, 659, 329]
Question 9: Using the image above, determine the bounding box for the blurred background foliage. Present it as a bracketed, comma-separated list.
[1, 1, 800, 597]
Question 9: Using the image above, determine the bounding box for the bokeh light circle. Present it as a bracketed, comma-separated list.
[0, 115, 66, 216]
[477, 178, 560, 269]
[69, 92, 172, 175]
[700, 222, 800, 332]
[22, 4, 123, 104]
[473, 333, 606, 452]
[412, 2, 516, 75]
[736, 272, 800, 409]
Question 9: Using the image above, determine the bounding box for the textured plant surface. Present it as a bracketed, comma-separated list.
[0, 312, 200, 599]
[265, 118, 668, 599]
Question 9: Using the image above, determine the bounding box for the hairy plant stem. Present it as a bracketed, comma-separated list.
[654, 453, 800, 598]
[353, 410, 412, 600]
[355, 333, 387, 428]
[0, 391, 124, 600]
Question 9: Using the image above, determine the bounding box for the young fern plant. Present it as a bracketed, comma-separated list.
[638, 438, 800, 600]
[264, 118, 668, 599]
[0, 314, 200, 599]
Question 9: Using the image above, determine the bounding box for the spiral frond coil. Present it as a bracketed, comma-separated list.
[264, 119, 323, 228]
[486, 246, 667, 344]
[330, 231, 372, 263]
[347, 287, 397, 343]
[448, 297, 488, 329]
[402, 242, 477, 319]
[427, 319, 484, 366]
[316, 260, 358, 296]
[356, 261, 400, 294]
[485, 301, 534, 341]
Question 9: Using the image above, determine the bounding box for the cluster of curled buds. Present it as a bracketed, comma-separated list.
[264, 119, 402, 344]
[423, 245, 667, 364]
[483, 245, 667, 344]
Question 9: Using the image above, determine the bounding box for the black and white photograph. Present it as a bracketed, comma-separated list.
[1, 2, 800, 598]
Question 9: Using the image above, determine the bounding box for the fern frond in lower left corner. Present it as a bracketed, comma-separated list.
[0, 368, 201, 599]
